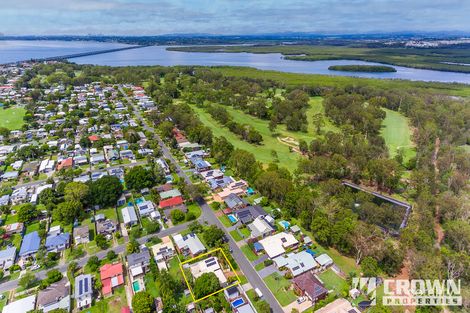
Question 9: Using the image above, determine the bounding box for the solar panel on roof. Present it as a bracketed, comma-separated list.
[206, 261, 217, 267]
[79, 279, 83, 295]
[205, 257, 215, 263]
[84, 277, 89, 292]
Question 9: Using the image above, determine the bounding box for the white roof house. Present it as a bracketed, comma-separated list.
[315, 254, 334, 268]
[2, 294, 36, 313]
[189, 256, 227, 284]
[122, 206, 138, 226]
[248, 216, 274, 239]
[136, 200, 156, 217]
[173, 233, 206, 257]
[151, 236, 175, 263]
[259, 232, 299, 259]
[273, 251, 318, 277]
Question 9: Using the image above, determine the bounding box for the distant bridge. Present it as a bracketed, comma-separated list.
[7, 45, 149, 64]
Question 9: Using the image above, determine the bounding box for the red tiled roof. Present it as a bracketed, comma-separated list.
[57, 157, 73, 170]
[100, 263, 123, 280]
[121, 307, 131, 313]
[88, 135, 100, 142]
[159, 196, 184, 209]
[101, 263, 124, 295]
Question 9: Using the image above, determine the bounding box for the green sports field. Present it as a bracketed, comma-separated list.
[381, 108, 416, 162]
[0, 107, 26, 130]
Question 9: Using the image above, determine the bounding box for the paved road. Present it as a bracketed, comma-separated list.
[121, 87, 284, 313]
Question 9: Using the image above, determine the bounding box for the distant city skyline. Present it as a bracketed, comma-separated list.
[2, 0, 470, 36]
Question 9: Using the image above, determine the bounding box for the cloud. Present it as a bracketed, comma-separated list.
[1, 0, 469, 35]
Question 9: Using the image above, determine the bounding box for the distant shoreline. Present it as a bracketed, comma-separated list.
[328, 65, 397, 73]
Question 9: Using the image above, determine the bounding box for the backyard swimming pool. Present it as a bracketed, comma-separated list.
[279, 220, 290, 230]
[132, 281, 141, 292]
[231, 298, 245, 308]
[228, 214, 238, 223]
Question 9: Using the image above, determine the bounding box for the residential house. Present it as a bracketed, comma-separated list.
[75, 274, 93, 310]
[156, 158, 170, 175]
[189, 256, 227, 284]
[73, 155, 88, 166]
[173, 233, 206, 257]
[90, 154, 105, 165]
[224, 193, 247, 211]
[136, 199, 156, 217]
[2, 294, 36, 313]
[119, 149, 135, 160]
[45, 232, 70, 252]
[37, 277, 71, 313]
[235, 205, 266, 224]
[19, 231, 41, 260]
[73, 225, 90, 245]
[247, 216, 275, 239]
[100, 263, 124, 297]
[0, 192, 10, 206]
[200, 169, 224, 182]
[122, 205, 138, 227]
[159, 196, 186, 218]
[10, 187, 27, 204]
[1, 171, 19, 181]
[0, 246, 16, 270]
[190, 157, 211, 173]
[4, 222, 24, 235]
[127, 250, 151, 279]
[151, 236, 175, 270]
[57, 157, 73, 171]
[315, 254, 334, 269]
[293, 272, 328, 303]
[273, 251, 319, 277]
[258, 232, 299, 259]
[96, 219, 118, 239]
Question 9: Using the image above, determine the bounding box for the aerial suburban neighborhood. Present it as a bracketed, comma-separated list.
[0, 60, 377, 313]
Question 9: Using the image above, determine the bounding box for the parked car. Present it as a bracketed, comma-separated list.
[297, 297, 306, 304]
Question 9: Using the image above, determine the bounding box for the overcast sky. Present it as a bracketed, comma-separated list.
[2, 0, 470, 35]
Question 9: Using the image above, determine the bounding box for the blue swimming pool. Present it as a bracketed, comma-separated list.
[279, 220, 290, 229]
[228, 214, 238, 223]
[232, 298, 245, 308]
[246, 187, 255, 195]
[135, 198, 144, 204]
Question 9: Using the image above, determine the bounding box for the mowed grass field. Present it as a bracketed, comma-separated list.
[0, 107, 26, 130]
[189, 97, 337, 172]
[381, 108, 416, 162]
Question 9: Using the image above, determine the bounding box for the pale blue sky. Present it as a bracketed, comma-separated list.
[2, 0, 470, 35]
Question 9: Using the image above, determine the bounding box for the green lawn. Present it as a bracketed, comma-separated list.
[0, 107, 26, 130]
[255, 262, 265, 271]
[98, 207, 118, 221]
[318, 269, 349, 296]
[88, 286, 127, 313]
[239, 227, 251, 238]
[380, 108, 416, 162]
[0, 292, 8, 311]
[263, 272, 297, 306]
[25, 222, 40, 234]
[144, 275, 160, 298]
[246, 289, 270, 313]
[218, 215, 233, 228]
[4, 214, 18, 225]
[240, 244, 259, 262]
[186, 203, 202, 219]
[229, 229, 243, 242]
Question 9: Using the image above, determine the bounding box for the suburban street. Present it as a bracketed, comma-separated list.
[0, 220, 191, 294]
[122, 87, 284, 313]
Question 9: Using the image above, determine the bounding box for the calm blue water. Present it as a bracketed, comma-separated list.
[0, 40, 128, 63]
[2, 40, 470, 84]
